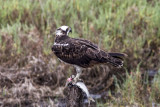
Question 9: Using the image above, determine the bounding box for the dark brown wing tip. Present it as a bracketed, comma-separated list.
[120, 53, 128, 57]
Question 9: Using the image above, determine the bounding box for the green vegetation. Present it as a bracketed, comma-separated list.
[0, 0, 160, 106]
[103, 68, 160, 106]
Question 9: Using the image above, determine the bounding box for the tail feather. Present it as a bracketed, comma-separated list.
[108, 52, 127, 60]
[102, 52, 127, 68]
[107, 57, 123, 68]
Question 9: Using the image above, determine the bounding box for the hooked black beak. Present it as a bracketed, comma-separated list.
[69, 27, 72, 33]
[67, 27, 72, 35]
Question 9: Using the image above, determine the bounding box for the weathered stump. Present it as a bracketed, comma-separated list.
[65, 83, 86, 107]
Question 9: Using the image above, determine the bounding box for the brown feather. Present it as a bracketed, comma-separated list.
[52, 35, 125, 68]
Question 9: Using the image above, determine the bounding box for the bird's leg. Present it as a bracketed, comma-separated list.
[73, 66, 82, 83]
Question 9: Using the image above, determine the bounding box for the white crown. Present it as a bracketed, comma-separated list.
[60, 25, 69, 31]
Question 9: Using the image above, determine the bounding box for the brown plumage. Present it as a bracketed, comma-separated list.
[52, 25, 127, 82]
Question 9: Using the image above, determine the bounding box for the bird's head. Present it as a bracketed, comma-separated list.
[55, 25, 72, 36]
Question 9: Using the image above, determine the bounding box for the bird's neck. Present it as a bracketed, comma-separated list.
[55, 35, 69, 43]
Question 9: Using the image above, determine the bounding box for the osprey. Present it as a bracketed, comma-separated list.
[52, 25, 126, 83]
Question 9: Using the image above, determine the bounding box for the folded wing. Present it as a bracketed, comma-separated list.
[52, 38, 125, 68]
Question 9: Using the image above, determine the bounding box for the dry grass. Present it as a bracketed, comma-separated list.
[0, 0, 160, 106]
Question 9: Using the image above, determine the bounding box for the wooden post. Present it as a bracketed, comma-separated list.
[65, 83, 86, 107]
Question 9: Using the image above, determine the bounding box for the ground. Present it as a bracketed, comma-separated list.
[0, 0, 160, 106]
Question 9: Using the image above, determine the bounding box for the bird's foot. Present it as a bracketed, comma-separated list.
[73, 77, 83, 84]
[65, 75, 83, 87]
[65, 75, 75, 87]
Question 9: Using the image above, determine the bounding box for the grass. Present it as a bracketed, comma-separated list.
[96, 65, 160, 106]
[0, 0, 159, 68]
[0, 0, 160, 106]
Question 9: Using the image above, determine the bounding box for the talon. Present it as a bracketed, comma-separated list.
[73, 77, 78, 84]
[73, 77, 83, 83]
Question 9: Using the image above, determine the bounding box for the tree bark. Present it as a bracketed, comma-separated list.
[65, 84, 85, 107]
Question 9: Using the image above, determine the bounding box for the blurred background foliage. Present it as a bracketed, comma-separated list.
[0, 0, 160, 106]
[0, 0, 159, 70]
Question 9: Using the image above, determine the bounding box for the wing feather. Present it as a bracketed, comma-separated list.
[52, 38, 100, 67]
[52, 37, 124, 68]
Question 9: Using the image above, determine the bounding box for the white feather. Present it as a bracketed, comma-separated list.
[54, 42, 69, 46]
[60, 26, 69, 31]
[55, 30, 63, 35]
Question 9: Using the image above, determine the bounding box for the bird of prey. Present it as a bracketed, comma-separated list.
[52, 25, 126, 83]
